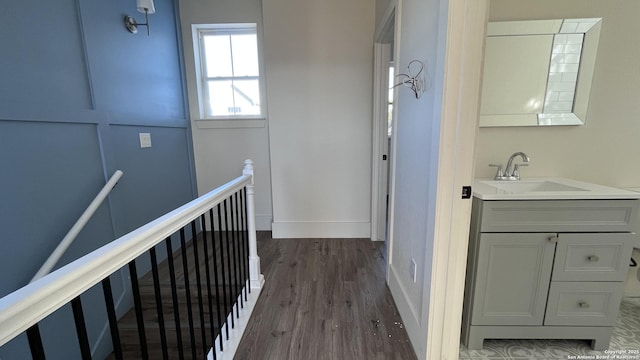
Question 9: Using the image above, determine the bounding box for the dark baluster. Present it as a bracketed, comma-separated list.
[26, 324, 46, 360]
[179, 228, 198, 359]
[233, 192, 243, 311]
[217, 203, 230, 339]
[128, 260, 149, 360]
[223, 199, 235, 329]
[165, 237, 185, 360]
[211, 208, 225, 349]
[191, 220, 208, 356]
[149, 247, 169, 360]
[71, 297, 92, 360]
[240, 188, 248, 300]
[243, 187, 251, 295]
[201, 213, 218, 360]
[102, 277, 123, 360]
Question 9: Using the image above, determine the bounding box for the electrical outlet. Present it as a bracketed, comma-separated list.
[139, 132, 152, 148]
[410, 258, 417, 283]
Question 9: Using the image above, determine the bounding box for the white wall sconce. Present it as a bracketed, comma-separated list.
[124, 0, 156, 36]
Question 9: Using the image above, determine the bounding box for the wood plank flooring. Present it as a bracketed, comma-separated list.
[107, 232, 416, 359]
[234, 234, 417, 360]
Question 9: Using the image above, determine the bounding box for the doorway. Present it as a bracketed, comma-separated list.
[371, 11, 396, 262]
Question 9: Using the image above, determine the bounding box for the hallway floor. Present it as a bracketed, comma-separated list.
[234, 233, 417, 360]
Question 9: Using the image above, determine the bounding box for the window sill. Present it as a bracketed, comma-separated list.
[194, 118, 266, 129]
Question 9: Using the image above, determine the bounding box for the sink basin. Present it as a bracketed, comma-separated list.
[482, 180, 586, 193]
[473, 177, 640, 200]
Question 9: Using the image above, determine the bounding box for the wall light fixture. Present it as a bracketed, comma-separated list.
[124, 0, 156, 36]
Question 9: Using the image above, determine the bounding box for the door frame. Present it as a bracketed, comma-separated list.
[426, 1, 488, 359]
[371, 43, 392, 244]
[371, 5, 397, 246]
[372, 1, 488, 358]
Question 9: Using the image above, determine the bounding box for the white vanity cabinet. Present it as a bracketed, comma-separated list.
[462, 198, 639, 350]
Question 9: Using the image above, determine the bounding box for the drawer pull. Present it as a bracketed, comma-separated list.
[586, 255, 600, 262]
[578, 301, 590, 309]
[547, 235, 559, 243]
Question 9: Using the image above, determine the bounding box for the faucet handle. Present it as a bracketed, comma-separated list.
[489, 164, 504, 179]
[512, 163, 528, 178]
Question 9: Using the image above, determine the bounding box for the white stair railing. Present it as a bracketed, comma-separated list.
[30, 170, 124, 283]
[0, 160, 264, 360]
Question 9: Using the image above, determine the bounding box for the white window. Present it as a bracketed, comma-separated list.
[193, 24, 264, 119]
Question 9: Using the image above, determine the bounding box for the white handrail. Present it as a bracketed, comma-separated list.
[0, 160, 260, 347]
[30, 170, 124, 283]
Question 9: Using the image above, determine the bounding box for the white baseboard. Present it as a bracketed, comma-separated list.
[388, 264, 423, 358]
[271, 221, 371, 238]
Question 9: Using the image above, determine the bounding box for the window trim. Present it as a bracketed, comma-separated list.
[192, 23, 266, 123]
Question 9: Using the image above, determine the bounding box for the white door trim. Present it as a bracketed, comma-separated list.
[372, 1, 400, 268]
[371, 42, 392, 243]
[427, 1, 488, 359]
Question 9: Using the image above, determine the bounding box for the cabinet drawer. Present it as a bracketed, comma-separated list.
[544, 282, 623, 326]
[479, 200, 638, 233]
[552, 233, 635, 282]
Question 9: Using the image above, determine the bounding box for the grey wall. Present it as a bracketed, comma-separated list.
[0, 0, 195, 358]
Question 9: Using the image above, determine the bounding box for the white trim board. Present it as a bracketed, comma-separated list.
[388, 262, 423, 354]
[370, 42, 392, 243]
[427, 1, 488, 360]
[271, 221, 371, 239]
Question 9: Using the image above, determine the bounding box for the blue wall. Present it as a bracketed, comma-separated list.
[0, 0, 195, 358]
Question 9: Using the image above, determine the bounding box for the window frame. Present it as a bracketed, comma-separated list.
[192, 23, 266, 123]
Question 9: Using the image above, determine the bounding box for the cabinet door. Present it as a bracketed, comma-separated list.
[471, 233, 556, 326]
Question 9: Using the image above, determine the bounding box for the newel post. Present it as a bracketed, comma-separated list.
[243, 159, 264, 289]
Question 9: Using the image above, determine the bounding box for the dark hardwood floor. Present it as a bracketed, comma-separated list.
[107, 232, 416, 359]
[234, 233, 417, 360]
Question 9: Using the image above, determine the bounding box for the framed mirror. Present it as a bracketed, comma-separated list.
[479, 18, 602, 127]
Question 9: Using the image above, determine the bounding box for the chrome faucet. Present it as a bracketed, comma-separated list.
[489, 152, 530, 180]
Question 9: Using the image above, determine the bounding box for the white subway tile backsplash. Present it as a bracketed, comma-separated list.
[558, 91, 575, 101]
[561, 72, 578, 82]
[547, 81, 576, 91]
[548, 72, 562, 82]
[565, 44, 582, 54]
[554, 34, 568, 44]
[551, 53, 565, 64]
[564, 54, 581, 64]
[546, 91, 560, 101]
[553, 44, 566, 53]
[550, 63, 579, 73]
[545, 101, 573, 112]
[567, 34, 584, 44]
[541, 22, 593, 119]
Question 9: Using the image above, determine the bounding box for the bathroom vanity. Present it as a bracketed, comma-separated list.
[462, 178, 640, 350]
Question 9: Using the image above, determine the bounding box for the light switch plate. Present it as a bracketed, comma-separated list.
[139, 132, 152, 148]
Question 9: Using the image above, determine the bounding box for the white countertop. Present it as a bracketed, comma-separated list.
[473, 177, 640, 200]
